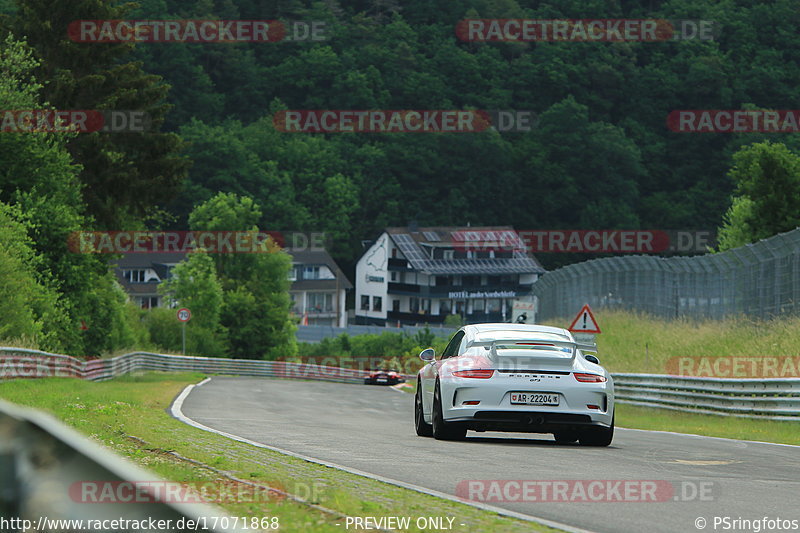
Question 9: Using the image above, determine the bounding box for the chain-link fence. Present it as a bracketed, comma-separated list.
[532, 228, 800, 321]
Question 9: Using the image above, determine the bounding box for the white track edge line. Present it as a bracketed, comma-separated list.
[616, 426, 800, 448]
[170, 379, 593, 533]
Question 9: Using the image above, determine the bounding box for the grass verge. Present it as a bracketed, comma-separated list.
[616, 403, 800, 445]
[0, 373, 559, 533]
[544, 309, 800, 374]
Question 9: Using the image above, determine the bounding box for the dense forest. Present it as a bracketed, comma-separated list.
[132, 0, 799, 266]
[6, 0, 800, 266]
[2, 0, 800, 355]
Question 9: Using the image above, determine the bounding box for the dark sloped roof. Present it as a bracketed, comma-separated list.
[385, 226, 545, 275]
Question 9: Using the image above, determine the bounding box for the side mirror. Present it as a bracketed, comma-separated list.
[585, 354, 600, 365]
[419, 348, 435, 362]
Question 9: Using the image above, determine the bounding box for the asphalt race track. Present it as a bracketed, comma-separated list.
[178, 377, 800, 533]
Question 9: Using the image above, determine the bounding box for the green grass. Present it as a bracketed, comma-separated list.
[0, 373, 558, 533]
[542, 310, 800, 444]
[545, 309, 800, 374]
[616, 404, 800, 445]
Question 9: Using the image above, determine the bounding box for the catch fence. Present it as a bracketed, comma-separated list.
[532, 228, 800, 321]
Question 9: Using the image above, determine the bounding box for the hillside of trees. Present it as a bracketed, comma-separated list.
[2, 0, 800, 355]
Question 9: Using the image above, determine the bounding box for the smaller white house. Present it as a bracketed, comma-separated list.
[288, 249, 352, 328]
[113, 249, 352, 327]
[114, 252, 185, 308]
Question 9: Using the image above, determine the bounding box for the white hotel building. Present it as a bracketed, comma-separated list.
[355, 226, 545, 326]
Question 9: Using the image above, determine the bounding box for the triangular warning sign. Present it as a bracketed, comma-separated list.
[568, 304, 601, 334]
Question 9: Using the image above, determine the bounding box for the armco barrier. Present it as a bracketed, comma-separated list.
[611, 373, 800, 421]
[0, 347, 412, 384]
[0, 398, 236, 532]
[2, 347, 798, 420]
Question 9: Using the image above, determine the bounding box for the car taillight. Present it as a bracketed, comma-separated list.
[452, 369, 495, 379]
[573, 373, 607, 383]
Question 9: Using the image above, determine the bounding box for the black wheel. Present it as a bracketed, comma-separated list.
[432, 381, 466, 440]
[554, 431, 579, 444]
[415, 385, 433, 437]
[579, 414, 614, 447]
[364, 378, 371, 385]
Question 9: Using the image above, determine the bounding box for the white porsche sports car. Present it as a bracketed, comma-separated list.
[414, 323, 614, 446]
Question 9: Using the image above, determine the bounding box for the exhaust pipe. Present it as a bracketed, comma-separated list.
[524, 415, 545, 425]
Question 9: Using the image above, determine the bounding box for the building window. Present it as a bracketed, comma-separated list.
[372, 296, 382, 311]
[466, 250, 475, 259]
[440, 299, 451, 314]
[392, 299, 400, 312]
[124, 269, 147, 283]
[410, 297, 419, 313]
[139, 296, 158, 309]
[443, 250, 454, 260]
[289, 293, 300, 314]
[422, 299, 431, 313]
[463, 275, 480, 286]
[303, 266, 319, 280]
[473, 299, 485, 312]
[487, 298, 501, 313]
[308, 292, 333, 312]
[435, 276, 449, 286]
[288, 267, 299, 281]
[361, 295, 370, 310]
[391, 271, 397, 281]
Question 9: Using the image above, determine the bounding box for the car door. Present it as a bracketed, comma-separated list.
[423, 329, 465, 413]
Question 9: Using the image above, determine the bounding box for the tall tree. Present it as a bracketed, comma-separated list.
[189, 193, 296, 360]
[717, 142, 800, 251]
[11, 0, 190, 229]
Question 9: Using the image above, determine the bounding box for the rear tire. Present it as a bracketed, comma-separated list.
[554, 431, 579, 444]
[579, 414, 614, 447]
[415, 385, 433, 437]
[432, 381, 466, 440]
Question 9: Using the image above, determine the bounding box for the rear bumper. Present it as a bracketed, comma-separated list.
[439, 374, 614, 432]
[447, 410, 611, 433]
[364, 377, 403, 385]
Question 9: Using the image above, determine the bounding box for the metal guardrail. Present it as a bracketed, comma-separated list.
[0, 347, 412, 384]
[0, 399, 234, 532]
[611, 373, 800, 421]
[2, 347, 798, 419]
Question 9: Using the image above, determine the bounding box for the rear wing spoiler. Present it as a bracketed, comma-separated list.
[467, 337, 598, 356]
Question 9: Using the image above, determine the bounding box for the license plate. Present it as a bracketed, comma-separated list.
[377, 377, 387, 382]
[510, 392, 559, 406]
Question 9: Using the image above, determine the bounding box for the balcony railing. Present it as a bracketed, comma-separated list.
[387, 283, 531, 297]
[387, 282, 420, 293]
[388, 258, 410, 269]
[387, 310, 445, 324]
